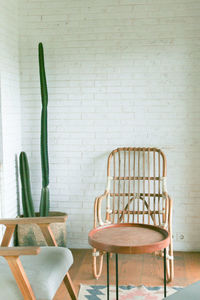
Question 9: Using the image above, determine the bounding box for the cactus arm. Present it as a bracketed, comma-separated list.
[19, 152, 35, 217]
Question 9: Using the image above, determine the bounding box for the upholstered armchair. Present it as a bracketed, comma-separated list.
[165, 281, 200, 299]
[0, 215, 77, 300]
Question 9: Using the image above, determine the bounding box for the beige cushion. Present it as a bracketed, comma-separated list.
[0, 247, 73, 300]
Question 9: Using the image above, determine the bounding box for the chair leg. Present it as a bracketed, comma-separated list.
[167, 241, 174, 282]
[63, 272, 77, 300]
[166, 257, 174, 282]
[169, 256, 174, 282]
[1, 225, 16, 247]
[93, 248, 104, 279]
[167, 195, 174, 282]
[155, 247, 174, 282]
[5, 256, 36, 300]
[38, 224, 57, 246]
[166, 239, 174, 282]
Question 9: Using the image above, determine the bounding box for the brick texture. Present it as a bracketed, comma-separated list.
[0, 0, 21, 226]
[19, 0, 200, 250]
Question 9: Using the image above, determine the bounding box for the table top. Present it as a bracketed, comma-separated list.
[88, 223, 170, 254]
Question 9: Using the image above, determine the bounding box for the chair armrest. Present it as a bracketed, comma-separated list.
[0, 213, 68, 225]
[166, 193, 173, 226]
[94, 191, 109, 227]
[98, 191, 109, 201]
[0, 247, 40, 257]
[164, 192, 173, 212]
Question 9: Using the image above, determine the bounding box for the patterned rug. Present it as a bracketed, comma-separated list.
[78, 285, 182, 299]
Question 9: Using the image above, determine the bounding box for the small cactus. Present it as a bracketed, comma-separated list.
[19, 152, 35, 217]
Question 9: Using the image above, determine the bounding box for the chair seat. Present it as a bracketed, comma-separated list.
[0, 247, 73, 300]
[166, 281, 200, 299]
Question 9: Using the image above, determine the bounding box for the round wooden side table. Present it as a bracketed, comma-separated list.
[88, 223, 170, 300]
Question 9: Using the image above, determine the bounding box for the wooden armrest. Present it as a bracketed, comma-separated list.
[0, 247, 40, 257]
[0, 213, 68, 225]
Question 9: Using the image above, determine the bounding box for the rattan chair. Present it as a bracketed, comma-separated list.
[93, 147, 174, 282]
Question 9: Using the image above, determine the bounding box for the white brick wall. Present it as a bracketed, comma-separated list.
[0, 0, 21, 224]
[19, 0, 200, 250]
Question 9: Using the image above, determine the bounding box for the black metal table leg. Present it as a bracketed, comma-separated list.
[116, 254, 119, 300]
[107, 253, 110, 300]
[164, 248, 167, 298]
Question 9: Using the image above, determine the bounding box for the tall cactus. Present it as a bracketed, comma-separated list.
[39, 42, 50, 217]
[19, 43, 50, 218]
[19, 152, 35, 217]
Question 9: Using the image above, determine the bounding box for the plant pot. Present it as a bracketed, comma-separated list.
[17, 212, 67, 247]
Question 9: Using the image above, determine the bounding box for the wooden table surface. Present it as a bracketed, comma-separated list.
[88, 223, 170, 254]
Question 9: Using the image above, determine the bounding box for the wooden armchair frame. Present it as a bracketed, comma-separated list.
[93, 147, 174, 282]
[0, 215, 77, 300]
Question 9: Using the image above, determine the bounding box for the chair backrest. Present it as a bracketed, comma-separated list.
[106, 147, 167, 226]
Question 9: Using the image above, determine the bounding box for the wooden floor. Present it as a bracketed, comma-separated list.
[54, 249, 200, 299]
